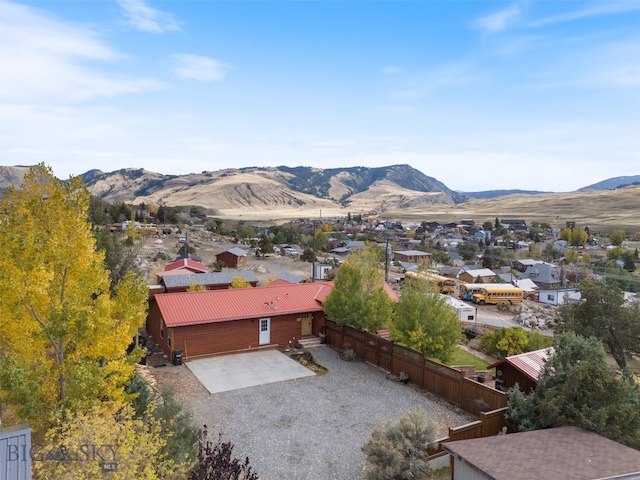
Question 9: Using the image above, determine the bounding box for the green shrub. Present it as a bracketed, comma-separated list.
[341, 348, 358, 362]
[480, 327, 552, 358]
[362, 406, 437, 480]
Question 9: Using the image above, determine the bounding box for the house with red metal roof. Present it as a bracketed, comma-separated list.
[488, 347, 554, 393]
[147, 282, 333, 361]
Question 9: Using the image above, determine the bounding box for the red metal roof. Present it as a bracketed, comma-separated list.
[266, 278, 295, 287]
[164, 258, 208, 273]
[156, 282, 333, 327]
[488, 347, 554, 382]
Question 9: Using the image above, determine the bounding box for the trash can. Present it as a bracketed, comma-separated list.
[173, 350, 183, 366]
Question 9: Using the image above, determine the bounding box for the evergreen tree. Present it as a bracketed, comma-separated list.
[506, 333, 640, 449]
[558, 279, 640, 369]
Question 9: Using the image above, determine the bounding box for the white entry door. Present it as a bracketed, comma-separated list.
[259, 318, 271, 345]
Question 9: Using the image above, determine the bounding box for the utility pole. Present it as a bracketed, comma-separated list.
[385, 239, 391, 283]
[312, 220, 316, 282]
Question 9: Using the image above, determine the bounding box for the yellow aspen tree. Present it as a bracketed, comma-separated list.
[229, 276, 252, 289]
[186, 282, 205, 292]
[32, 404, 191, 480]
[0, 164, 148, 427]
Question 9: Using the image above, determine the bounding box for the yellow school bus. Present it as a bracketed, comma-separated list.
[139, 225, 158, 235]
[471, 286, 524, 305]
[406, 271, 456, 294]
[459, 283, 498, 301]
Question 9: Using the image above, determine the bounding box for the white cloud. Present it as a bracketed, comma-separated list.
[381, 66, 403, 75]
[172, 54, 232, 82]
[475, 4, 523, 32]
[115, 0, 181, 33]
[0, 1, 163, 103]
[0, 2, 162, 103]
[528, 1, 640, 27]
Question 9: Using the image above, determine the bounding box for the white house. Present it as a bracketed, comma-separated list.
[538, 288, 580, 305]
[312, 264, 333, 281]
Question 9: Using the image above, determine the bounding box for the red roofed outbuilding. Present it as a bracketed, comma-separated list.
[488, 347, 554, 393]
[164, 258, 209, 274]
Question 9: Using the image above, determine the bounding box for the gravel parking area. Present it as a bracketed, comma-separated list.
[151, 346, 475, 480]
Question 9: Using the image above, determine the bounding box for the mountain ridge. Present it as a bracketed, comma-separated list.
[1, 166, 638, 227]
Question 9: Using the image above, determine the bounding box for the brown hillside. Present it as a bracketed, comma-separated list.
[382, 186, 640, 232]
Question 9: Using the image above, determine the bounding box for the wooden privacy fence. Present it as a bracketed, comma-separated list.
[324, 320, 508, 418]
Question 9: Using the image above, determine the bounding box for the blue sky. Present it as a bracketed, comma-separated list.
[1, 0, 639, 192]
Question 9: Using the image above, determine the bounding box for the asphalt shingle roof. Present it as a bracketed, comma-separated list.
[222, 247, 248, 257]
[443, 426, 640, 480]
[161, 271, 258, 289]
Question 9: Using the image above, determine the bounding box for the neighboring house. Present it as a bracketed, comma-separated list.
[344, 240, 365, 251]
[552, 239, 570, 252]
[442, 426, 640, 480]
[520, 263, 562, 289]
[538, 288, 580, 306]
[160, 271, 259, 293]
[457, 267, 497, 284]
[164, 258, 209, 274]
[496, 272, 516, 283]
[488, 347, 553, 393]
[174, 253, 204, 263]
[275, 271, 305, 284]
[398, 261, 420, 272]
[393, 250, 432, 264]
[147, 282, 333, 360]
[513, 278, 539, 300]
[312, 264, 334, 281]
[216, 247, 248, 269]
[500, 219, 527, 231]
[511, 258, 548, 273]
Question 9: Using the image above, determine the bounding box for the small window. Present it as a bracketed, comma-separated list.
[168, 329, 172, 348]
[160, 319, 164, 339]
[261, 319, 268, 332]
[467, 315, 474, 321]
[548, 295, 555, 301]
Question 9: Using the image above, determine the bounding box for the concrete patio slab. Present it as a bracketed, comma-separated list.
[185, 349, 315, 394]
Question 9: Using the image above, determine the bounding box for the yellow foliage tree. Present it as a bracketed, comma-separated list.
[229, 276, 253, 289]
[187, 282, 205, 292]
[32, 404, 191, 480]
[564, 248, 580, 264]
[0, 165, 148, 427]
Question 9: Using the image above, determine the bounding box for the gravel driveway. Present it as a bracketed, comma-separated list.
[151, 346, 474, 480]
